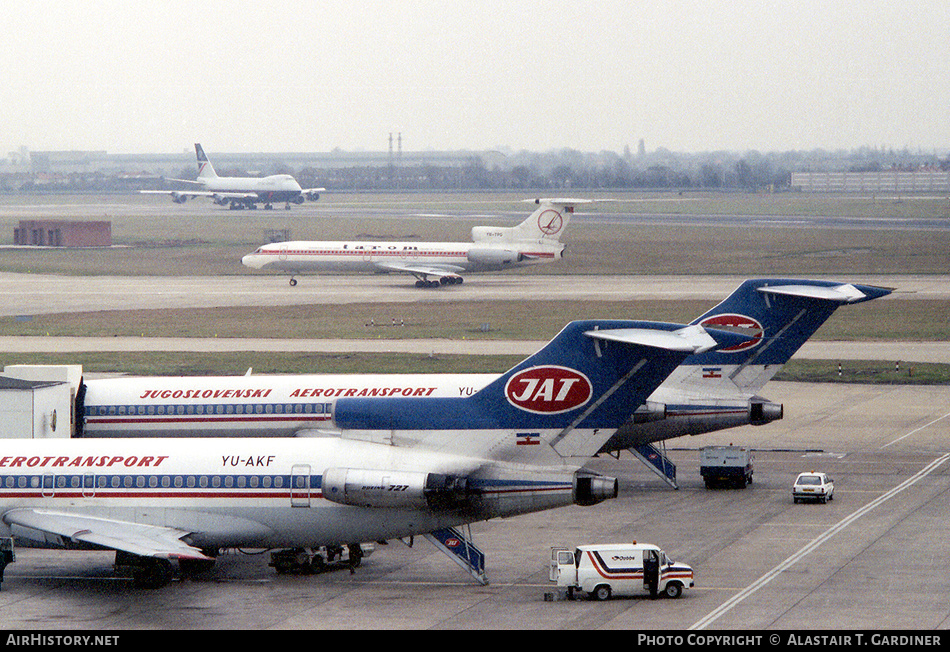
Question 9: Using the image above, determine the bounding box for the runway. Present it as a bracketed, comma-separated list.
[0, 271, 945, 317]
[0, 335, 946, 364]
[0, 272, 945, 363]
[0, 245, 947, 629]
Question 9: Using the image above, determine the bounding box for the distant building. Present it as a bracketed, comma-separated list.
[791, 170, 950, 193]
[13, 220, 111, 247]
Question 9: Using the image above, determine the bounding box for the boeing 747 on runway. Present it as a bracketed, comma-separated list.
[0, 319, 749, 588]
[140, 144, 324, 210]
[241, 198, 583, 287]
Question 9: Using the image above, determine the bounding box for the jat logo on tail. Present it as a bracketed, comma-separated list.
[698, 314, 763, 352]
[505, 366, 592, 414]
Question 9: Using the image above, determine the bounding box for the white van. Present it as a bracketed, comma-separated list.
[550, 542, 694, 600]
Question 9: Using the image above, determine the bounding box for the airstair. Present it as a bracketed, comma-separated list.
[424, 524, 488, 585]
[630, 442, 678, 489]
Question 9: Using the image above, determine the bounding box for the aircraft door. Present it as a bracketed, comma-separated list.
[644, 549, 660, 597]
[291, 464, 311, 507]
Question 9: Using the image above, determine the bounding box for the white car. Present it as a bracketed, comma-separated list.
[793, 472, 835, 503]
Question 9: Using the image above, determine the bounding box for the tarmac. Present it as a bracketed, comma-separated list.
[0, 261, 947, 630]
[0, 381, 948, 630]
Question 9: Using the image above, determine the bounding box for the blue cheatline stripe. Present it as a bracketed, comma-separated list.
[0, 473, 572, 500]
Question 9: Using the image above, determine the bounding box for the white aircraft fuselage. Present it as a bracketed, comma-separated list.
[0, 436, 578, 550]
[241, 239, 563, 275]
[199, 173, 305, 203]
[242, 198, 581, 286]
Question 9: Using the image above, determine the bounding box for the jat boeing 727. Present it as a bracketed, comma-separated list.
[0, 318, 750, 588]
[241, 198, 583, 287]
[141, 144, 324, 210]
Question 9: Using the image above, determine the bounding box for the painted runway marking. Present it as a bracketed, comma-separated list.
[689, 453, 950, 630]
[880, 410, 950, 449]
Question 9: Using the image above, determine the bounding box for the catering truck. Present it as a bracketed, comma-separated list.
[699, 445, 754, 488]
[549, 542, 694, 600]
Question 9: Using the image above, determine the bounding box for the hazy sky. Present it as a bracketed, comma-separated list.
[3, 0, 949, 156]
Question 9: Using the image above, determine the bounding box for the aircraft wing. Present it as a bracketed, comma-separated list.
[140, 190, 215, 198]
[3, 508, 212, 561]
[375, 262, 465, 278]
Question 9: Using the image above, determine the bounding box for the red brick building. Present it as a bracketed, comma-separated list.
[14, 220, 111, 247]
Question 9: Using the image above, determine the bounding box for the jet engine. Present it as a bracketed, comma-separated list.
[292, 195, 305, 204]
[321, 468, 470, 510]
[573, 473, 618, 506]
[750, 400, 783, 425]
[171, 193, 187, 204]
[466, 247, 523, 266]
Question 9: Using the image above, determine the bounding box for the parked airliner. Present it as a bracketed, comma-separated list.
[0, 319, 750, 588]
[77, 278, 891, 453]
[140, 144, 324, 210]
[241, 198, 583, 287]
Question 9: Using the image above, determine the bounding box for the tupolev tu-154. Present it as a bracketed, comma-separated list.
[241, 198, 583, 287]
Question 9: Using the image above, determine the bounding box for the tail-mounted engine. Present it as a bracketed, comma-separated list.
[466, 247, 523, 266]
[750, 401, 783, 425]
[322, 468, 470, 510]
[573, 473, 618, 506]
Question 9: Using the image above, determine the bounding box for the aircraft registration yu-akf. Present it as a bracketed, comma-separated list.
[0, 319, 751, 588]
[76, 278, 891, 459]
[241, 198, 584, 287]
[140, 144, 325, 210]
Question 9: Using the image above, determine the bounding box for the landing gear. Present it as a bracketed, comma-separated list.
[179, 550, 218, 577]
[414, 276, 463, 289]
[114, 552, 174, 589]
[289, 277, 298, 287]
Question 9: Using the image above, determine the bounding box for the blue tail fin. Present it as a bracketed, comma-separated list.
[194, 143, 218, 179]
[681, 278, 893, 392]
[333, 320, 752, 460]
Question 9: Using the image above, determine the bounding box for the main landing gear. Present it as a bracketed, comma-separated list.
[114, 549, 218, 589]
[415, 276, 463, 289]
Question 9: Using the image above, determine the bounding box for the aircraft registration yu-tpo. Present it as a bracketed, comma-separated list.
[140, 144, 325, 210]
[0, 318, 752, 588]
[78, 278, 892, 459]
[241, 198, 582, 287]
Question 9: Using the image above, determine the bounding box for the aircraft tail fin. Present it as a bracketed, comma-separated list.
[471, 198, 588, 244]
[195, 143, 218, 180]
[675, 278, 894, 395]
[333, 320, 752, 462]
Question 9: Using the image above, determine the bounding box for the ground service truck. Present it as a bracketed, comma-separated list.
[699, 445, 754, 488]
[550, 542, 694, 601]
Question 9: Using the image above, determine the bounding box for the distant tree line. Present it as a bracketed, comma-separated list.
[4, 146, 948, 193]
